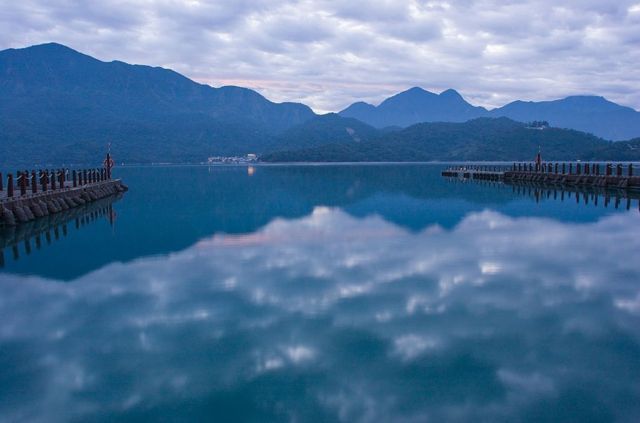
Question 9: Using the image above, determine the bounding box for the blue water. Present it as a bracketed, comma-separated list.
[1, 164, 639, 422]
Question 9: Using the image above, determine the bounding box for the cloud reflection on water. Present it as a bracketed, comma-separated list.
[1, 208, 640, 422]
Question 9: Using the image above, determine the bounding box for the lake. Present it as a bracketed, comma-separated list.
[1, 164, 639, 422]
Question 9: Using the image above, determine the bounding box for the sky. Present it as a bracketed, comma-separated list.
[1, 0, 639, 113]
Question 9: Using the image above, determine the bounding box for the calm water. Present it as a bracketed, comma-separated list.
[1, 164, 639, 422]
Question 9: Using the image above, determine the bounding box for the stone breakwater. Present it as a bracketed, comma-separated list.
[0, 180, 128, 227]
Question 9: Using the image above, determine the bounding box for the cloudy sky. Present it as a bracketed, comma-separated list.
[1, 0, 639, 112]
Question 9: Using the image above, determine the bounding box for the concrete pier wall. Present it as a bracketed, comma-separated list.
[0, 179, 128, 227]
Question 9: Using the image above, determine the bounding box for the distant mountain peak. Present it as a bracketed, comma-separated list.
[439, 88, 463, 99]
[1, 42, 101, 66]
[394, 86, 437, 98]
[8, 42, 81, 55]
[406, 86, 430, 94]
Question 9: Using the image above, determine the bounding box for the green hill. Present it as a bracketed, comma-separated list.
[262, 118, 638, 162]
[0, 43, 315, 165]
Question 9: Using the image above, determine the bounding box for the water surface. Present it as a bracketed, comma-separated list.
[1, 164, 639, 422]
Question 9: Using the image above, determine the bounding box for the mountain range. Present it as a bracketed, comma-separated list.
[340, 87, 640, 141]
[1, 42, 640, 165]
[0, 43, 313, 164]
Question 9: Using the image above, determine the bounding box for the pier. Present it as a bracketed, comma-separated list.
[442, 162, 639, 191]
[0, 161, 127, 227]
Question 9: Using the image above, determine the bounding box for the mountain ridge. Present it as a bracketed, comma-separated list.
[263, 117, 640, 162]
[2, 42, 640, 165]
[339, 87, 640, 141]
[0, 42, 316, 165]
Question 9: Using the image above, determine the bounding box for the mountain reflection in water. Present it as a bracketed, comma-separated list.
[1, 164, 637, 280]
[0, 165, 639, 422]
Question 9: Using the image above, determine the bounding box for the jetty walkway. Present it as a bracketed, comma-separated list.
[0, 167, 128, 227]
[443, 162, 639, 191]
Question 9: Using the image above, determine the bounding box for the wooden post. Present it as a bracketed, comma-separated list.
[31, 171, 37, 193]
[569, 163, 573, 174]
[629, 164, 633, 177]
[51, 170, 56, 190]
[606, 163, 612, 176]
[7, 174, 14, 197]
[72, 170, 77, 187]
[584, 163, 589, 175]
[83, 170, 88, 185]
[0, 172, 3, 191]
[554, 163, 558, 174]
[562, 163, 566, 174]
[576, 163, 581, 175]
[616, 164, 622, 176]
[595, 164, 599, 175]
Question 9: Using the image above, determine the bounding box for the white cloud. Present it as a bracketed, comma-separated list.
[1, 0, 639, 112]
